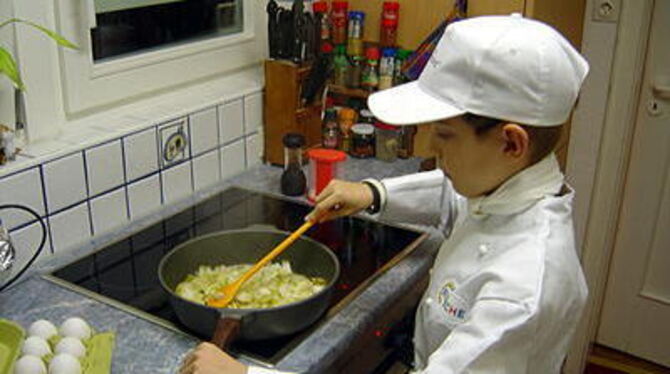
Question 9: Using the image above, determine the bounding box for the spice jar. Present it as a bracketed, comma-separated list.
[379, 48, 396, 90]
[322, 108, 340, 149]
[361, 47, 380, 92]
[331, 1, 349, 45]
[347, 11, 365, 57]
[333, 45, 349, 86]
[307, 148, 347, 202]
[398, 125, 417, 159]
[280, 133, 307, 196]
[338, 107, 357, 152]
[394, 49, 412, 86]
[375, 121, 400, 162]
[359, 109, 375, 124]
[347, 55, 363, 89]
[351, 123, 375, 158]
[313, 2, 330, 42]
[380, 2, 400, 48]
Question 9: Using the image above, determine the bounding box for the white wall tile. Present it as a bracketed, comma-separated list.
[245, 133, 263, 167]
[190, 107, 219, 156]
[90, 187, 129, 236]
[0, 168, 46, 230]
[128, 174, 162, 220]
[219, 99, 244, 144]
[124, 127, 159, 182]
[86, 140, 124, 196]
[49, 202, 91, 253]
[3, 222, 52, 285]
[162, 162, 193, 205]
[158, 118, 190, 169]
[221, 140, 246, 180]
[244, 93, 263, 135]
[43, 153, 87, 213]
[193, 149, 221, 191]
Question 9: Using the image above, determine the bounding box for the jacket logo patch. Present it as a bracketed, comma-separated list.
[438, 281, 468, 323]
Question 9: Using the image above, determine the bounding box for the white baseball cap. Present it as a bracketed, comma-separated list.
[368, 14, 589, 127]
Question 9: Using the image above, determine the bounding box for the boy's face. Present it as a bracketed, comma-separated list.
[431, 116, 526, 198]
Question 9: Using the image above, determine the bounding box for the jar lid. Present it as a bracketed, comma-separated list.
[397, 49, 413, 59]
[375, 121, 399, 131]
[359, 109, 374, 118]
[365, 47, 380, 60]
[352, 124, 375, 135]
[307, 148, 347, 162]
[321, 42, 334, 54]
[313, 1, 328, 13]
[283, 133, 306, 148]
[381, 48, 397, 57]
[335, 45, 346, 54]
[332, 1, 349, 11]
[383, 2, 400, 10]
[348, 11, 365, 20]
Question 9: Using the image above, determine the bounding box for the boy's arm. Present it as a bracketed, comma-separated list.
[367, 169, 463, 235]
[417, 298, 535, 374]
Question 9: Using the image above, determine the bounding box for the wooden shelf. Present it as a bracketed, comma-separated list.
[327, 84, 371, 99]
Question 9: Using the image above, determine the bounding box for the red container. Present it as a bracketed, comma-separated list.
[380, 2, 399, 47]
[331, 1, 349, 45]
[306, 148, 347, 202]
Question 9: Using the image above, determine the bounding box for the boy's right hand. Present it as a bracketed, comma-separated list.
[306, 180, 374, 223]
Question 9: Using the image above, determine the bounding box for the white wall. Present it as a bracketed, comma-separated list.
[0, 0, 16, 128]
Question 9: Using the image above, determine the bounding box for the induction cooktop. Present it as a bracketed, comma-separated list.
[45, 187, 426, 365]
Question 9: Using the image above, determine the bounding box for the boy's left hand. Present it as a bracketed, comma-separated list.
[179, 342, 248, 374]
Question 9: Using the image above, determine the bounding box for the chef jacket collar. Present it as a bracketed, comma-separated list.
[467, 153, 564, 217]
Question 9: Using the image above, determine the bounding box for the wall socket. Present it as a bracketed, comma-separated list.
[159, 118, 190, 168]
[593, 0, 621, 23]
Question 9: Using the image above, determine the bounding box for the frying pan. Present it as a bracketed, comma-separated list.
[158, 228, 340, 349]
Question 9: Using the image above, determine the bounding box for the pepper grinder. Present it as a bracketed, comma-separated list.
[280, 133, 307, 196]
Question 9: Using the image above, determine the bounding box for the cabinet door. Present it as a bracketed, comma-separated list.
[468, 0, 525, 16]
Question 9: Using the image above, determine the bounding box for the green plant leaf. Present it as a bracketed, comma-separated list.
[1, 18, 78, 49]
[0, 46, 24, 90]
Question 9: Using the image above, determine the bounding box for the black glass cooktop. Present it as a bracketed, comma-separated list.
[48, 187, 424, 364]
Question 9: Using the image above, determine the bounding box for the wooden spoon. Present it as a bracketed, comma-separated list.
[206, 220, 316, 308]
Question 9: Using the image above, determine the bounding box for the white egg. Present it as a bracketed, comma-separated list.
[58, 318, 91, 340]
[28, 320, 58, 340]
[21, 336, 52, 358]
[48, 354, 81, 374]
[14, 355, 47, 374]
[54, 337, 86, 358]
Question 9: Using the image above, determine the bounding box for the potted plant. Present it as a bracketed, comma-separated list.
[0, 18, 77, 164]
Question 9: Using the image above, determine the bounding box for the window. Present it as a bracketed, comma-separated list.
[51, 0, 263, 115]
[91, 0, 243, 61]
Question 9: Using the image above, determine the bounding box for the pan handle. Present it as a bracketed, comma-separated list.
[211, 316, 242, 349]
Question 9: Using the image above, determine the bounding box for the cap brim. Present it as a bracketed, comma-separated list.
[367, 81, 465, 125]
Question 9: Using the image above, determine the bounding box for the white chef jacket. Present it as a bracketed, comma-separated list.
[249, 153, 587, 374]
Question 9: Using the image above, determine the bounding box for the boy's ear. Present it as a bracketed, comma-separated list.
[501, 123, 530, 159]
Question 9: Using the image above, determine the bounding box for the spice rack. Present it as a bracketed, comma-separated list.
[327, 84, 370, 99]
[264, 60, 324, 166]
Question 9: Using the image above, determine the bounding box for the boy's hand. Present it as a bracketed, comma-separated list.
[179, 342, 247, 374]
[306, 180, 374, 223]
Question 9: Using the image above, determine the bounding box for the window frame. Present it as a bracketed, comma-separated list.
[53, 0, 263, 115]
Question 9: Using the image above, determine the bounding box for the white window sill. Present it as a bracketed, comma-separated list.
[0, 65, 264, 178]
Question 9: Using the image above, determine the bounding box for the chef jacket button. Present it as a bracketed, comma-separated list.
[478, 244, 489, 256]
[425, 297, 434, 305]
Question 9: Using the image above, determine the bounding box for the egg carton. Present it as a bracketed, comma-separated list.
[0, 319, 114, 374]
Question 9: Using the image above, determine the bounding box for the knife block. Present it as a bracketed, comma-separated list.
[264, 60, 323, 166]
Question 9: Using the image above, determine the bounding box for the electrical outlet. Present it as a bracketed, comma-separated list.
[159, 118, 190, 168]
[593, 0, 620, 23]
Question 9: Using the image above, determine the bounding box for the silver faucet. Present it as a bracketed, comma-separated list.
[0, 219, 16, 272]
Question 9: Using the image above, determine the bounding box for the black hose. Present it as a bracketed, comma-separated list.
[0, 204, 47, 293]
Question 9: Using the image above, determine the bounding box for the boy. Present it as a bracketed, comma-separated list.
[180, 13, 589, 374]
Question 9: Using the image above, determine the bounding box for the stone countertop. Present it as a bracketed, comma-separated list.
[0, 157, 443, 373]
